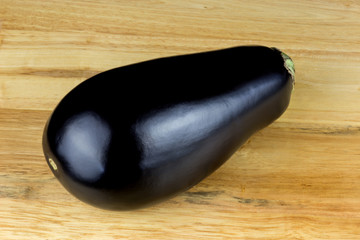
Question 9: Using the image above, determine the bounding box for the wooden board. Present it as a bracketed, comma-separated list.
[1, 0, 360, 239]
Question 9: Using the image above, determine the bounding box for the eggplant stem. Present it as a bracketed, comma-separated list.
[271, 48, 295, 87]
[281, 51, 295, 87]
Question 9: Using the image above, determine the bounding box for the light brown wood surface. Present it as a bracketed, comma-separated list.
[1, 0, 360, 239]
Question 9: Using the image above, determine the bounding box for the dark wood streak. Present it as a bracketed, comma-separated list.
[0, 68, 101, 79]
[184, 191, 224, 197]
[233, 196, 288, 207]
[319, 126, 360, 135]
[274, 125, 360, 136]
[0, 185, 34, 199]
[183, 191, 224, 205]
[23, 69, 101, 78]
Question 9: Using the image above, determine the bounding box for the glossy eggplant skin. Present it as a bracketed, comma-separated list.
[43, 46, 294, 210]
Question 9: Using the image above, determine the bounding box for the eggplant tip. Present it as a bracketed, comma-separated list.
[48, 158, 58, 171]
[280, 51, 295, 87]
[270, 47, 295, 87]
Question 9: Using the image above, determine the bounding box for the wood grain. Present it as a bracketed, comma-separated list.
[1, 0, 360, 239]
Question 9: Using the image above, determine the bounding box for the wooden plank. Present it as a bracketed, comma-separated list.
[1, 0, 360, 239]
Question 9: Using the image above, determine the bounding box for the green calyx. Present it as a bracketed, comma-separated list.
[280, 51, 295, 85]
[281, 52, 295, 75]
[271, 47, 295, 86]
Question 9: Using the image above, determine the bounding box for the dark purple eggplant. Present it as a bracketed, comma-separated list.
[42, 46, 295, 210]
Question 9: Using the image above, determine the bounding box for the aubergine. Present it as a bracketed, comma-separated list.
[42, 45, 295, 210]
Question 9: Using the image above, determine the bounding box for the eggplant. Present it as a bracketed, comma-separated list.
[42, 46, 295, 210]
